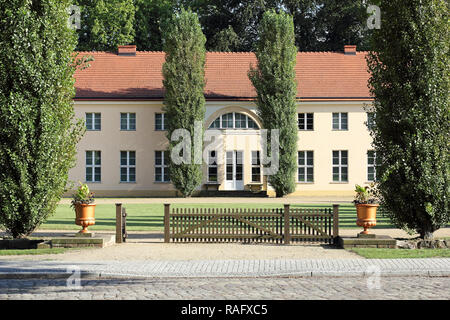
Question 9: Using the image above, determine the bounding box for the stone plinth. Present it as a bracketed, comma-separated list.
[38, 235, 114, 249]
[338, 235, 396, 249]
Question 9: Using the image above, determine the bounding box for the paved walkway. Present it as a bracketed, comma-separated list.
[1, 276, 449, 300]
[1, 258, 449, 278]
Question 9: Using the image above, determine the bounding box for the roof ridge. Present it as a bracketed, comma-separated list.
[206, 51, 254, 54]
[137, 51, 165, 54]
[75, 50, 370, 55]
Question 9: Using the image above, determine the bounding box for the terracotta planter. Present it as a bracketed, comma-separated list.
[355, 203, 379, 234]
[74, 203, 96, 233]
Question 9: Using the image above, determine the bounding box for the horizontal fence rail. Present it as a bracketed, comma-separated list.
[164, 204, 339, 245]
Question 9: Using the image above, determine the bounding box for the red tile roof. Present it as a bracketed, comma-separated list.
[74, 51, 372, 101]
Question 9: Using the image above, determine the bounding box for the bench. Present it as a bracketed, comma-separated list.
[204, 182, 221, 193]
[247, 183, 263, 193]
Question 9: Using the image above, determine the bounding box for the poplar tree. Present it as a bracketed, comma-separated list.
[162, 8, 206, 197]
[0, 0, 85, 238]
[249, 10, 298, 197]
[367, 0, 449, 239]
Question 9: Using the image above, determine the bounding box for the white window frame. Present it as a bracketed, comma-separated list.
[155, 113, 166, 131]
[298, 113, 314, 131]
[298, 151, 314, 183]
[120, 151, 136, 183]
[86, 113, 101, 131]
[155, 151, 169, 182]
[209, 112, 259, 130]
[85, 150, 101, 182]
[332, 150, 348, 182]
[251, 151, 261, 183]
[207, 150, 218, 182]
[332, 112, 348, 130]
[367, 150, 377, 182]
[120, 112, 136, 131]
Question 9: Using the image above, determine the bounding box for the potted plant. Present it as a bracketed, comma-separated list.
[352, 184, 379, 235]
[71, 182, 96, 234]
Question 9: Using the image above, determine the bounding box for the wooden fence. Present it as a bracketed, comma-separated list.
[164, 204, 339, 244]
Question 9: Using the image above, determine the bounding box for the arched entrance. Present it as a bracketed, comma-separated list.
[205, 108, 263, 192]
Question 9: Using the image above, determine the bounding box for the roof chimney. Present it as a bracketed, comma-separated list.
[344, 45, 357, 55]
[118, 45, 137, 56]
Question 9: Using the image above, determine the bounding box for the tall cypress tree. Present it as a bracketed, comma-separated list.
[249, 10, 298, 197]
[162, 8, 206, 197]
[0, 0, 85, 238]
[367, 0, 449, 239]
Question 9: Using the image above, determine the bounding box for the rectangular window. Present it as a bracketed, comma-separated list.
[332, 150, 348, 182]
[298, 113, 314, 130]
[332, 112, 348, 130]
[155, 151, 169, 182]
[120, 151, 136, 183]
[120, 113, 136, 131]
[251, 151, 261, 182]
[367, 150, 377, 182]
[208, 150, 218, 182]
[298, 151, 314, 182]
[85, 151, 101, 182]
[155, 113, 166, 131]
[367, 112, 375, 130]
[86, 113, 101, 131]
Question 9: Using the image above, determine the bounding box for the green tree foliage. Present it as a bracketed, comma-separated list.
[75, 0, 135, 51]
[209, 25, 241, 52]
[367, 0, 449, 239]
[64, 1, 372, 52]
[314, 0, 370, 51]
[162, 9, 206, 197]
[249, 10, 298, 197]
[182, 0, 266, 51]
[134, 0, 173, 51]
[181, 0, 370, 52]
[0, 0, 85, 238]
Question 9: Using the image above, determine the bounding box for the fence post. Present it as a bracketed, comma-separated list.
[122, 207, 127, 243]
[333, 204, 340, 244]
[284, 204, 290, 245]
[164, 203, 170, 243]
[115, 203, 123, 244]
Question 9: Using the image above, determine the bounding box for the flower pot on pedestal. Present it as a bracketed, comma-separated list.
[75, 203, 96, 233]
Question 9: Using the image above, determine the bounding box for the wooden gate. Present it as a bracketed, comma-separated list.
[164, 204, 339, 244]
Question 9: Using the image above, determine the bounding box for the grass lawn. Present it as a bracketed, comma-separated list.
[350, 248, 450, 259]
[0, 248, 69, 255]
[40, 202, 394, 232]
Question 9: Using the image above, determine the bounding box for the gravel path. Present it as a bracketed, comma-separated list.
[2, 228, 448, 262]
[0, 241, 361, 261]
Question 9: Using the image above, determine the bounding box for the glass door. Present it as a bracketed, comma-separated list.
[225, 151, 244, 190]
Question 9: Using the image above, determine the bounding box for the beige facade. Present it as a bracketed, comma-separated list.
[68, 100, 374, 197]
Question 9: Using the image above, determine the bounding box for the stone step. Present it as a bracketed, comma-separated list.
[198, 190, 268, 198]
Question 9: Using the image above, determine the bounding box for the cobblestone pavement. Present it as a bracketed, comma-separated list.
[1, 258, 449, 278]
[0, 276, 449, 300]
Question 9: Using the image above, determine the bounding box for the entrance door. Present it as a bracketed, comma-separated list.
[225, 151, 244, 190]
